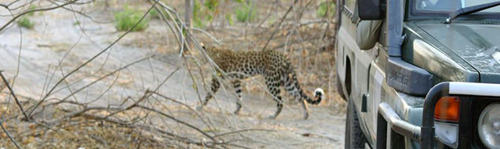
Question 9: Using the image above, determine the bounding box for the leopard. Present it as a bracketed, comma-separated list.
[196, 45, 324, 119]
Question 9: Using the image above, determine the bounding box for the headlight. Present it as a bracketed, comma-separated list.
[478, 103, 500, 148]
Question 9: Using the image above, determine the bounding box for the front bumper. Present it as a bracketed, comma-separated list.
[377, 82, 500, 149]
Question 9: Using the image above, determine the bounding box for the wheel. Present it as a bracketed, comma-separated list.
[345, 99, 367, 149]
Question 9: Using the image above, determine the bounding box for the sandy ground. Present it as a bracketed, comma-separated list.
[0, 0, 346, 148]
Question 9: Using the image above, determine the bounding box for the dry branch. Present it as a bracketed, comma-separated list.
[0, 0, 79, 33]
[262, 0, 299, 51]
[0, 71, 29, 121]
[29, 1, 160, 118]
[0, 118, 20, 148]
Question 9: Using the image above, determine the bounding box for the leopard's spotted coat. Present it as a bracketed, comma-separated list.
[197, 46, 324, 119]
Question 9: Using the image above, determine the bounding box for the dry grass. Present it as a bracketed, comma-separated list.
[0, 97, 165, 148]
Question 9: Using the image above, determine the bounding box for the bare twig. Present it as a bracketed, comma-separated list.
[0, 119, 20, 149]
[29, 1, 160, 117]
[135, 104, 216, 142]
[0, 0, 78, 33]
[0, 4, 8, 9]
[0, 71, 29, 121]
[261, 0, 298, 51]
[214, 129, 275, 138]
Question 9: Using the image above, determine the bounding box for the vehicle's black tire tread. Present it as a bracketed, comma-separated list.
[345, 99, 367, 149]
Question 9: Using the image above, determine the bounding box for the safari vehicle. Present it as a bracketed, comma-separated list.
[335, 0, 500, 148]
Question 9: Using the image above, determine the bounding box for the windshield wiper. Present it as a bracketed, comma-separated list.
[445, 1, 500, 24]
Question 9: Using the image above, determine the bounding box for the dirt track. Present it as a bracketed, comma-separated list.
[0, 0, 345, 148]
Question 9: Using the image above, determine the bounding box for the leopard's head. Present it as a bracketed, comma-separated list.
[201, 44, 227, 59]
[201, 45, 214, 55]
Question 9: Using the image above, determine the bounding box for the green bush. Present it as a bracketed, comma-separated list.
[316, 2, 336, 17]
[17, 17, 34, 29]
[149, 8, 160, 19]
[193, 0, 204, 28]
[149, 7, 169, 20]
[235, 3, 256, 22]
[114, 6, 150, 31]
[204, 0, 219, 12]
[234, 0, 245, 3]
[226, 14, 234, 26]
[27, 5, 37, 16]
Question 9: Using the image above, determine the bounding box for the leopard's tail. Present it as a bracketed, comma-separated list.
[283, 69, 324, 105]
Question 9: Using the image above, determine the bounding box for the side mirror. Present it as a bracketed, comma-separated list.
[356, 20, 383, 50]
[357, 0, 384, 20]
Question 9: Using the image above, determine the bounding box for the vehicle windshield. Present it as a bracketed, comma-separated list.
[414, 0, 500, 13]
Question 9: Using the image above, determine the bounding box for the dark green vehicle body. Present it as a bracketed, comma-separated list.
[404, 22, 500, 83]
[336, 0, 500, 148]
[403, 22, 500, 83]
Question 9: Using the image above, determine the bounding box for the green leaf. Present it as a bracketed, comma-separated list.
[17, 17, 34, 29]
[235, 2, 256, 22]
[316, 2, 336, 18]
[204, 0, 219, 12]
[114, 6, 150, 31]
[225, 14, 233, 25]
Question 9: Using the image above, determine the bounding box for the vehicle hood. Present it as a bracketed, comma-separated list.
[417, 23, 500, 83]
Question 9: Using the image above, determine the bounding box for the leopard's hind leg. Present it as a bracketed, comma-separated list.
[266, 75, 283, 119]
[197, 77, 220, 110]
[283, 73, 310, 119]
[232, 80, 243, 114]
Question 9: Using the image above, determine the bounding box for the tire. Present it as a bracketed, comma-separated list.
[345, 99, 367, 149]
